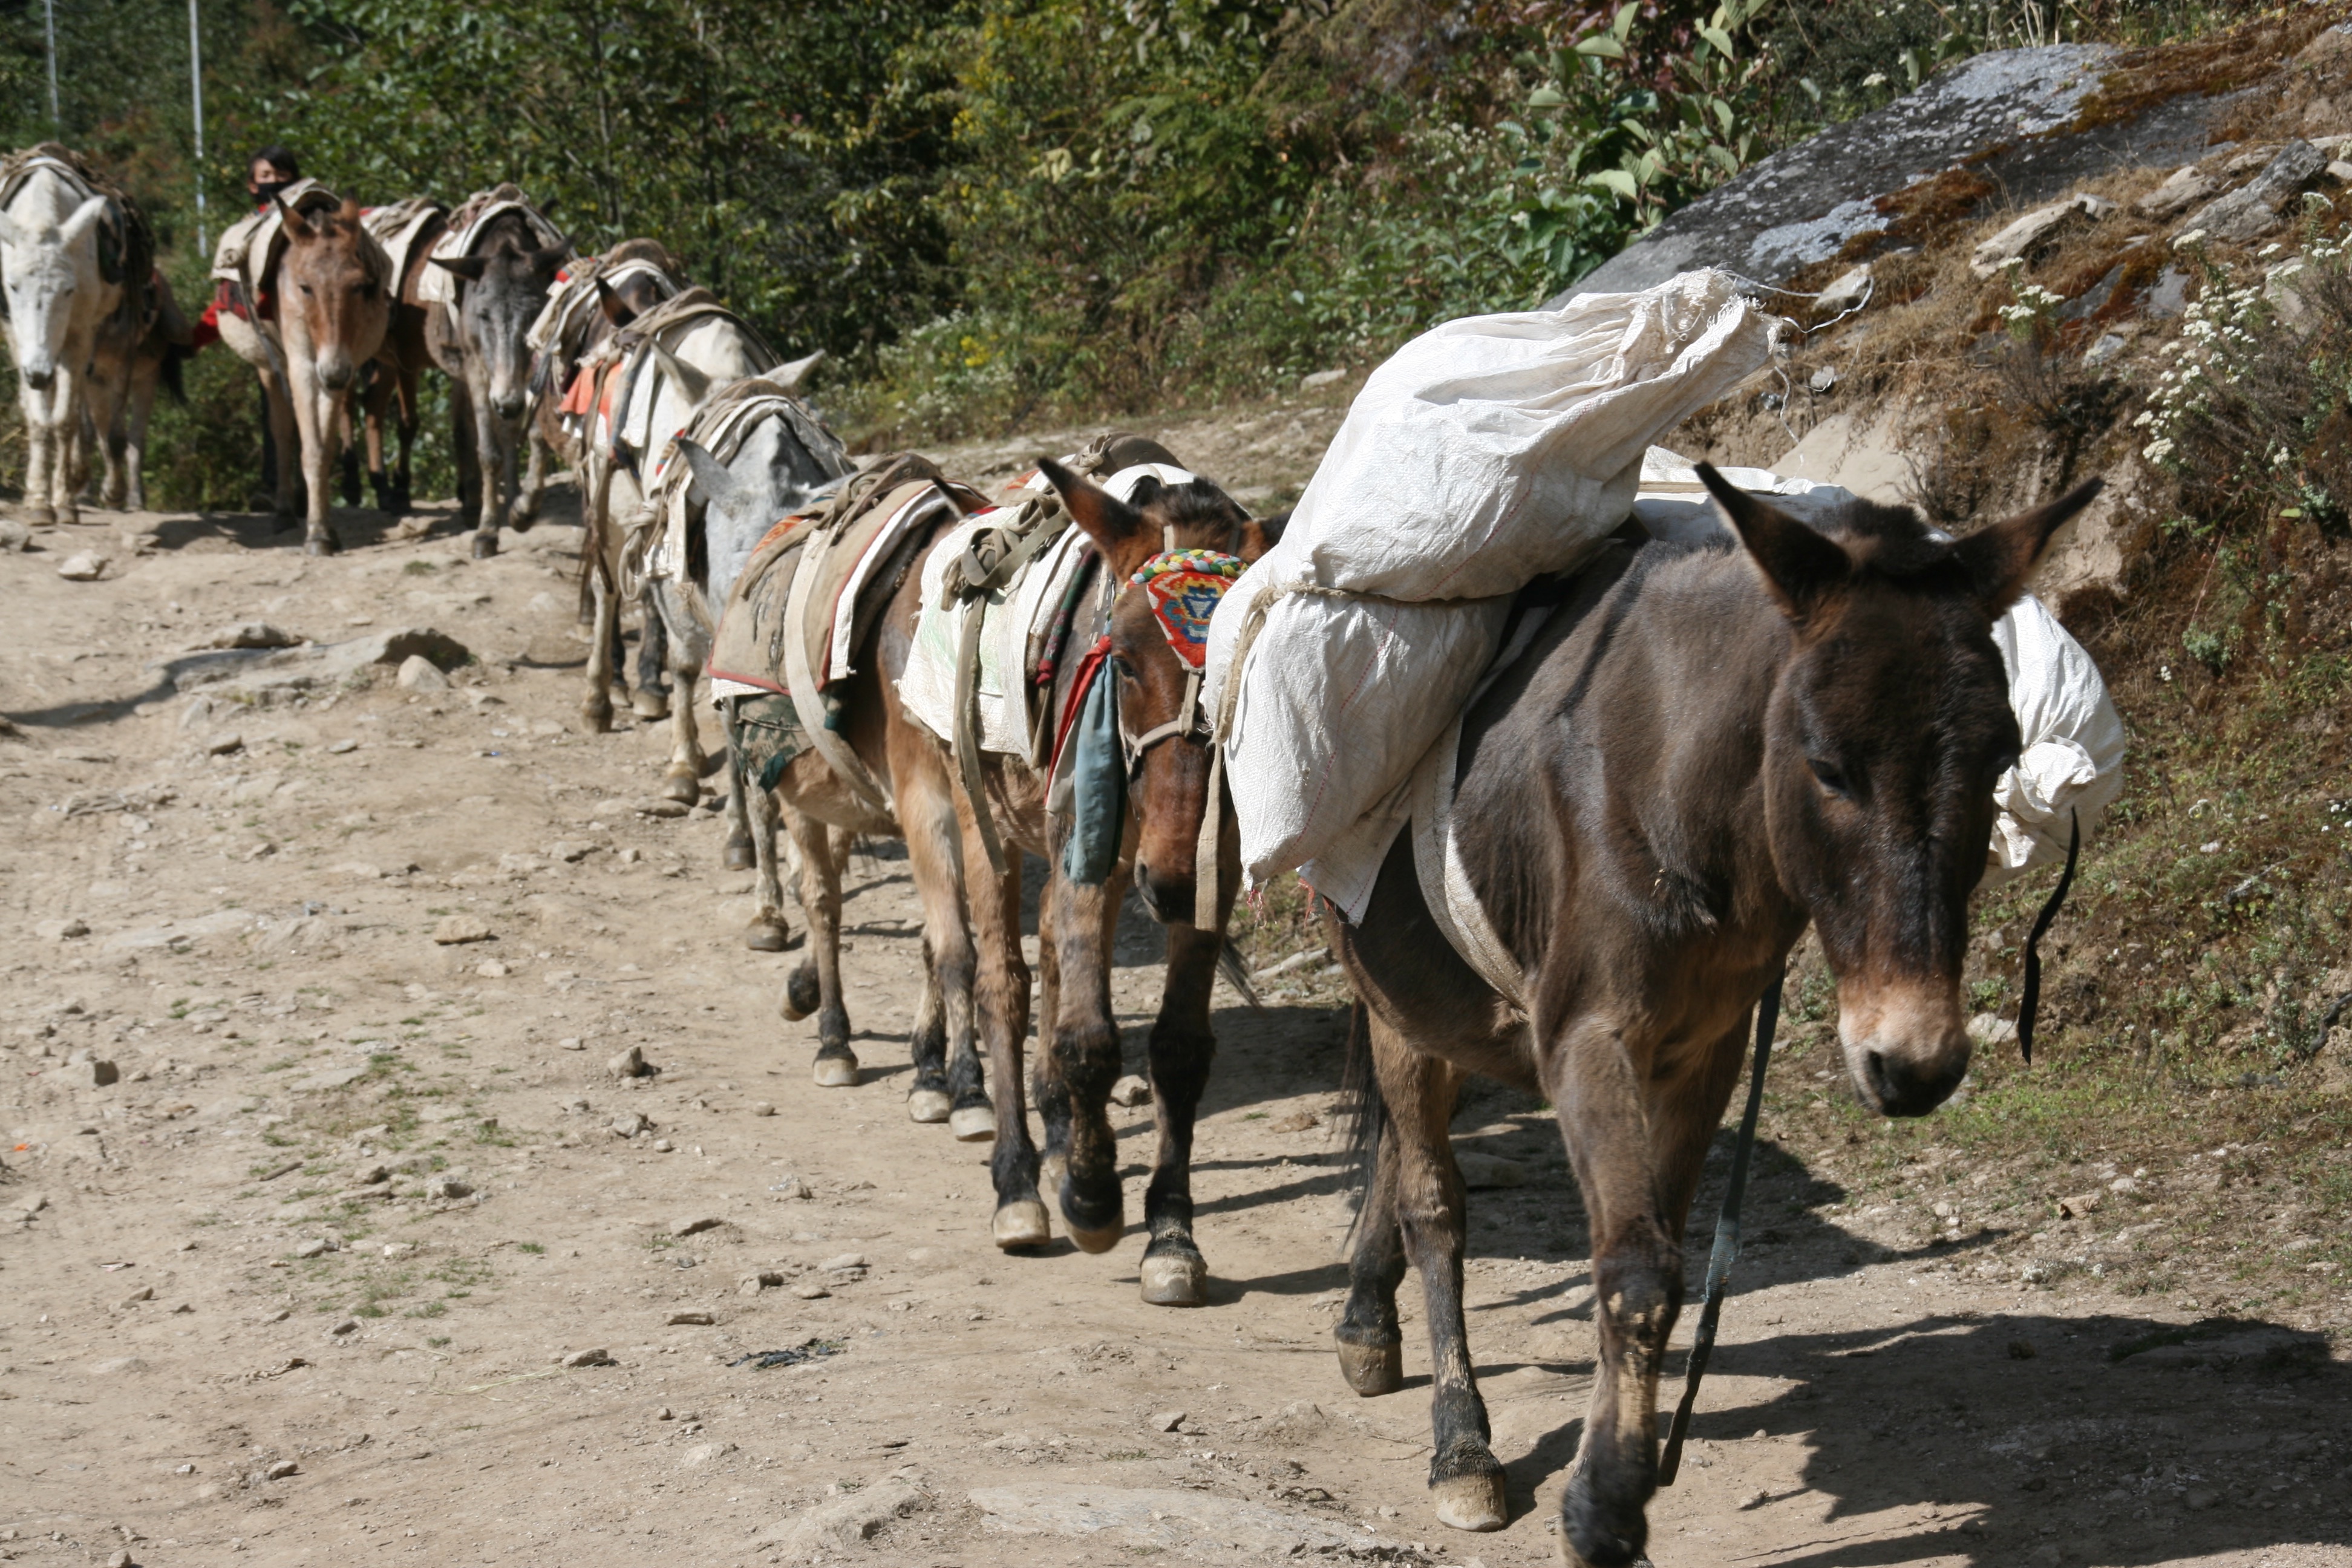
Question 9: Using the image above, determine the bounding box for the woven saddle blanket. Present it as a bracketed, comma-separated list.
[0, 144, 154, 315]
[628, 378, 854, 594]
[416, 185, 566, 309]
[359, 197, 448, 298]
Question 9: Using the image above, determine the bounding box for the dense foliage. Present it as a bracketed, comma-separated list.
[0, 0, 2290, 500]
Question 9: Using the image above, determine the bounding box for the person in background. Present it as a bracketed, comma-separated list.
[189, 145, 303, 506]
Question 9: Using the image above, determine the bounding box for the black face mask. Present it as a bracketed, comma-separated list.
[255, 178, 294, 206]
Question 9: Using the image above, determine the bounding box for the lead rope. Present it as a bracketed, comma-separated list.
[1659, 969, 1780, 1488]
[2014, 808, 2081, 1065]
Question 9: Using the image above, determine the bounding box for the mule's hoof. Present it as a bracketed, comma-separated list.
[579, 702, 613, 736]
[659, 771, 699, 805]
[744, 919, 788, 952]
[949, 1105, 998, 1143]
[1336, 1339, 1405, 1397]
[1140, 1253, 1207, 1307]
[723, 839, 756, 872]
[780, 967, 820, 1022]
[1068, 1215, 1123, 1255]
[907, 1088, 952, 1124]
[305, 532, 341, 557]
[812, 1051, 859, 1088]
[1430, 1472, 1509, 1533]
[471, 532, 500, 560]
[631, 688, 671, 721]
[991, 1200, 1051, 1251]
[23, 505, 54, 527]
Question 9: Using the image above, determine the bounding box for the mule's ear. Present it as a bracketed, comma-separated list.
[430, 254, 491, 283]
[273, 194, 311, 240]
[1696, 461, 1851, 623]
[1039, 456, 1145, 555]
[0, 210, 27, 249]
[57, 195, 110, 249]
[527, 244, 570, 276]
[648, 340, 712, 407]
[676, 437, 745, 512]
[772, 348, 824, 396]
[595, 275, 636, 327]
[1953, 477, 2104, 616]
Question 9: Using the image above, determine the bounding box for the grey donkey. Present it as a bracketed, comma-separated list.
[426, 211, 567, 558]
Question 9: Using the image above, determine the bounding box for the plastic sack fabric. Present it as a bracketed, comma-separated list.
[1633, 447, 2125, 884]
[1205, 270, 1786, 915]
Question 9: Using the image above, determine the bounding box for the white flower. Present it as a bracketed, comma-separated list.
[1862, 71, 1888, 87]
[2142, 438, 2177, 463]
[2174, 228, 2207, 248]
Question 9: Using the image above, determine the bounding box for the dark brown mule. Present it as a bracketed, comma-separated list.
[862, 454, 1273, 1295]
[1317, 468, 2100, 1550]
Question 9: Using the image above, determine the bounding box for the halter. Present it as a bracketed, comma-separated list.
[1113, 546, 1244, 759]
[1096, 539, 1247, 931]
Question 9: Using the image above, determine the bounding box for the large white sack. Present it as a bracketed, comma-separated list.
[1635, 447, 2124, 884]
[1207, 270, 1786, 900]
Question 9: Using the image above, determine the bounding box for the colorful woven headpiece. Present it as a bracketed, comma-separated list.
[1129, 549, 1243, 669]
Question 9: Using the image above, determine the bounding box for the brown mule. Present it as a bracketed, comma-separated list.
[273, 196, 392, 555]
[856, 449, 1277, 1282]
[1306, 468, 2101, 1549]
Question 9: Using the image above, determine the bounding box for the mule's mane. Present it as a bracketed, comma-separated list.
[1135, 476, 1246, 533]
[1809, 497, 1970, 584]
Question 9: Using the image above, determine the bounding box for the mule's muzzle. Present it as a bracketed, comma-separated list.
[1858, 1048, 1968, 1117]
[21, 365, 54, 392]
[491, 390, 527, 421]
[1131, 858, 1195, 928]
[1838, 981, 1971, 1117]
[319, 354, 355, 393]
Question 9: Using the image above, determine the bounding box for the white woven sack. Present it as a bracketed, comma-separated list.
[1207, 270, 1785, 904]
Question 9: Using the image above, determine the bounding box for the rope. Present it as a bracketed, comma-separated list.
[1658, 967, 1782, 1488]
[2014, 808, 2080, 1065]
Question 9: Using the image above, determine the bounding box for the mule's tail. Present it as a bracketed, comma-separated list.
[1334, 996, 1383, 1244]
[160, 344, 191, 406]
[1214, 940, 1263, 1010]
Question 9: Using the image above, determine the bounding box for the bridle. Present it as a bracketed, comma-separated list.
[1102, 534, 1246, 929]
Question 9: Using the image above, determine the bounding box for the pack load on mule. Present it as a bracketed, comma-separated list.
[414, 184, 566, 312]
[1204, 267, 2124, 926]
[524, 238, 684, 431]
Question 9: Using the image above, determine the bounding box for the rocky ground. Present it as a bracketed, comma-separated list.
[2, 490, 2347, 1568]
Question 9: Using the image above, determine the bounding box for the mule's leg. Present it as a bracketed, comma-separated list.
[471, 382, 506, 558]
[299, 382, 342, 556]
[122, 359, 159, 514]
[1336, 1051, 1411, 1396]
[580, 567, 618, 734]
[1031, 875, 1073, 1199]
[1135, 918, 1224, 1300]
[779, 808, 854, 1086]
[1039, 872, 1129, 1256]
[362, 370, 395, 513]
[722, 738, 759, 872]
[632, 593, 671, 720]
[905, 942, 952, 1124]
[50, 373, 85, 524]
[1551, 1021, 1746, 1568]
[392, 361, 419, 515]
[742, 771, 791, 953]
[87, 368, 131, 511]
[20, 387, 56, 527]
[961, 805, 1042, 1247]
[889, 736, 991, 1150]
[449, 374, 482, 535]
[1370, 1016, 1506, 1532]
[514, 426, 548, 529]
[266, 374, 304, 525]
[658, 596, 705, 805]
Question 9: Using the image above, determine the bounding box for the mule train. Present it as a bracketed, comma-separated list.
[7, 139, 2119, 1559]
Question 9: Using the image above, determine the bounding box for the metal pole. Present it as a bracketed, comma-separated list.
[189, 0, 209, 255]
[44, 0, 60, 128]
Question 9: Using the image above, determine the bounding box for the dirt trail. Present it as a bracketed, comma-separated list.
[1, 488, 2345, 1568]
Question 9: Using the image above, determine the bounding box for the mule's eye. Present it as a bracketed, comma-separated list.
[1808, 758, 1851, 797]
